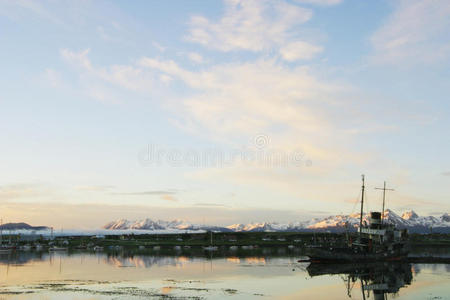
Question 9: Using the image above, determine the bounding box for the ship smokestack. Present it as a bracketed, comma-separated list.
[370, 212, 382, 228]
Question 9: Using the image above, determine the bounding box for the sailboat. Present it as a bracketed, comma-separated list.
[304, 175, 409, 262]
[203, 231, 218, 251]
[48, 227, 68, 252]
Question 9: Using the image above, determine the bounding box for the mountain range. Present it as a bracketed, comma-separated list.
[104, 210, 450, 234]
[0, 222, 49, 231]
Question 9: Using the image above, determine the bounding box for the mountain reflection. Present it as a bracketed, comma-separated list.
[307, 262, 413, 300]
[104, 254, 191, 268]
[103, 254, 268, 268]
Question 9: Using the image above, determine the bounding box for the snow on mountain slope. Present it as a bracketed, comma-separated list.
[103, 210, 450, 233]
[103, 219, 201, 231]
[402, 210, 419, 220]
[103, 219, 131, 230]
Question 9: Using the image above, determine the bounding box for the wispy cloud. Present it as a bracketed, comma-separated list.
[76, 185, 115, 192]
[0, 183, 51, 201]
[370, 0, 450, 65]
[139, 56, 353, 165]
[41, 68, 64, 88]
[0, 0, 63, 24]
[110, 190, 179, 202]
[442, 172, 450, 177]
[294, 0, 343, 6]
[194, 202, 228, 207]
[111, 190, 177, 196]
[186, 0, 314, 54]
[96, 23, 126, 43]
[161, 194, 177, 202]
[152, 41, 166, 52]
[60, 48, 157, 102]
[187, 52, 204, 64]
[279, 41, 323, 61]
[61, 48, 153, 91]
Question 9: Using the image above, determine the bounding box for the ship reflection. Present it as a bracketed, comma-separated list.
[307, 262, 413, 300]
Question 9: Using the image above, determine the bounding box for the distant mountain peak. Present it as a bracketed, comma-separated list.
[402, 210, 419, 220]
[441, 213, 450, 222]
[0, 222, 48, 231]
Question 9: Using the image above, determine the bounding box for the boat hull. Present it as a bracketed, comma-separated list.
[49, 247, 68, 252]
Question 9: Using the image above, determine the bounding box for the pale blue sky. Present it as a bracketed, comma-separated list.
[0, 0, 449, 228]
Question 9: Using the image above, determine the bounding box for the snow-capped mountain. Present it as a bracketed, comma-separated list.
[103, 210, 450, 233]
[442, 213, 450, 222]
[103, 218, 204, 231]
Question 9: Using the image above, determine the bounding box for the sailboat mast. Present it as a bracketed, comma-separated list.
[381, 181, 386, 223]
[359, 175, 365, 237]
[375, 181, 394, 225]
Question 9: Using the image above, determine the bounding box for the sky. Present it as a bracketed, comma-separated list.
[0, 0, 450, 229]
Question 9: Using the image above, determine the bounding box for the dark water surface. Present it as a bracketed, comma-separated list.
[0, 250, 448, 299]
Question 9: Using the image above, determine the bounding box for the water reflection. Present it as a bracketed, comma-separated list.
[307, 262, 412, 300]
[105, 254, 188, 268]
[0, 250, 447, 299]
[0, 251, 47, 265]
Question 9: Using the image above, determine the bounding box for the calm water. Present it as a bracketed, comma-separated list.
[0, 250, 448, 299]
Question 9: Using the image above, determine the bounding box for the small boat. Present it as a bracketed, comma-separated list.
[49, 246, 68, 252]
[93, 246, 103, 251]
[35, 244, 43, 251]
[20, 245, 32, 251]
[153, 246, 161, 251]
[203, 246, 218, 251]
[0, 247, 13, 254]
[0, 244, 16, 253]
[203, 231, 218, 251]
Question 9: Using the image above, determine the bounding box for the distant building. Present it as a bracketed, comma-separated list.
[91, 235, 105, 239]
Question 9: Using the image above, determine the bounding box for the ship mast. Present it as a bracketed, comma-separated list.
[359, 175, 365, 238]
[375, 181, 394, 224]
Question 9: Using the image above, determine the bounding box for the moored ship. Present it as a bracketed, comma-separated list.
[304, 175, 409, 262]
